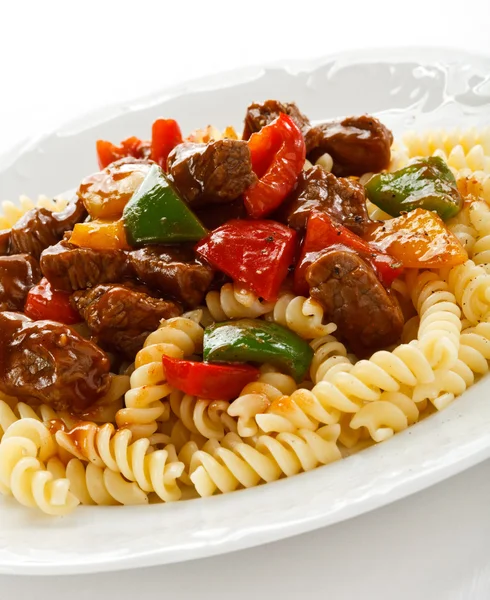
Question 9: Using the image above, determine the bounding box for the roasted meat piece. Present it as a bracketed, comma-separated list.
[0, 312, 111, 411]
[0, 254, 41, 311]
[71, 284, 181, 359]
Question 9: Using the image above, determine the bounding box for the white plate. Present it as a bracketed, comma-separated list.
[0, 47, 489, 576]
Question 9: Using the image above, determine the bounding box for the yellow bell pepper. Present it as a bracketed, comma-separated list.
[70, 220, 130, 251]
[366, 208, 467, 269]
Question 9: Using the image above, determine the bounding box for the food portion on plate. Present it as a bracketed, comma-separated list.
[0, 98, 489, 515]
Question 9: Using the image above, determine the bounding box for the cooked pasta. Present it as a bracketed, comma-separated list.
[117, 316, 203, 439]
[55, 422, 184, 502]
[265, 293, 337, 339]
[206, 283, 274, 321]
[2, 107, 490, 516]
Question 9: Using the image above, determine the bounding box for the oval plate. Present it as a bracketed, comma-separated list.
[0, 47, 490, 576]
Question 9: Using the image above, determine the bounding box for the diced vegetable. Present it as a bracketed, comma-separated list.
[294, 211, 403, 295]
[203, 319, 313, 383]
[365, 208, 468, 268]
[151, 119, 183, 170]
[365, 156, 463, 220]
[78, 161, 150, 220]
[25, 278, 82, 324]
[96, 136, 150, 170]
[162, 355, 259, 400]
[70, 219, 130, 251]
[195, 219, 297, 302]
[244, 113, 306, 218]
[123, 164, 207, 245]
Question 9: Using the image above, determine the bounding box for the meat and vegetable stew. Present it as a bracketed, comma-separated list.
[1, 98, 486, 515]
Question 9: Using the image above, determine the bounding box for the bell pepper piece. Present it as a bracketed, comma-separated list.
[244, 113, 306, 218]
[78, 160, 150, 220]
[70, 219, 130, 251]
[294, 211, 403, 295]
[203, 319, 313, 383]
[366, 207, 468, 269]
[162, 355, 259, 401]
[123, 164, 207, 245]
[96, 136, 150, 170]
[151, 119, 183, 170]
[25, 278, 82, 324]
[365, 156, 463, 220]
[195, 219, 297, 302]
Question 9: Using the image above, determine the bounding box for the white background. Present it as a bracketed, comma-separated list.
[1, 1, 490, 598]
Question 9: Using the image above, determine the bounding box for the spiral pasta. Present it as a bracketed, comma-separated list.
[441, 260, 490, 324]
[55, 421, 183, 502]
[0, 194, 70, 229]
[187, 425, 341, 497]
[0, 419, 79, 515]
[46, 456, 149, 505]
[446, 204, 478, 257]
[406, 270, 462, 370]
[205, 283, 274, 322]
[117, 316, 203, 439]
[469, 201, 490, 270]
[403, 128, 490, 158]
[265, 293, 336, 339]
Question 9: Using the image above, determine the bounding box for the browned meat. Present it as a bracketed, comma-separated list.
[306, 249, 404, 355]
[128, 245, 214, 308]
[71, 284, 182, 360]
[9, 197, 87, 259]
[0, 254, 41, 311]
[242, 100, 317, 151]
[0, 312, 111, 411]
[40, 240, 129, 292]
[167, 139, 257, 206]
[277, 166, 370, 235]
[0, 230, 10, 255]
[194, 199, 247, 230]
[307, 115, 393, 177]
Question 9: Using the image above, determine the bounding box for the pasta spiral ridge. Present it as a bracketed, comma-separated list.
[46, 456, 149, 506]
[227, 369, 297, 438]
[186, 426, 341, 497]
[469, 201, 490, 271]
[0, 195, 70, 229]
[265, 293, 337, 339]
[117, 316, 203, 439]
[403, 128, 490, 159]
[168, 390, 238, 441]
[0, 399, 60, 440]
[441, 260, 490, 324]
[446, 204, 477, 256]
[407, 270, 462, 370]
[0, 419, 79, 515]
[205, 283, 274, 322]
[55, 422, 183, 502]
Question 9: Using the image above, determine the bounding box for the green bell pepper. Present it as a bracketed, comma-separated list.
[365, 156, 462, 221]
[123, 164, 207, 245]
[203, 319, 313, 383]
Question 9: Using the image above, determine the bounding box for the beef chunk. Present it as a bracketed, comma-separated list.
[0, 230, 10, 255]
[9, 197, 87, 259]
[242, 100, 317, 151]
[306, 249, 404, 355]
[128, 245, 214, 308]
[71, 284, 182, 360]
[167, 139, 257, 206]
[0, 254, 41, 311]
[307, 115, 393, 177]
[277, 166, 370, 235]
[0, 312, 111, 411]
[194, 199, 247, 230]
[40, 240, 128, 292]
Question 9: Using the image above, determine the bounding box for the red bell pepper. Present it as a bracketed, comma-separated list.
[294, 211, 403, 295]
[244, 113, 306, 219]
[96, 136, 150, 169]
[25, 278, 82, 325]
[195, 219, 297, 302]
[162, 355, 259, 401]
[151, 119, 183, 170]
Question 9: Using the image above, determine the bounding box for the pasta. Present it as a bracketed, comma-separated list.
[116, 316, 203, 439]
[55, 422, 184, 502]
[205, 283, 274, 321]
[2, 112, 490, 515]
